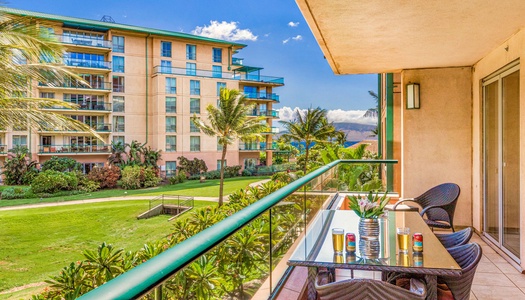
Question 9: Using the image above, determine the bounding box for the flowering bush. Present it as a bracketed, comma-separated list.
[346, 191, 389, 218]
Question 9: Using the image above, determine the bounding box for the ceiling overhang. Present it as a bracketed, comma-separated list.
[296, 0, 525, 74]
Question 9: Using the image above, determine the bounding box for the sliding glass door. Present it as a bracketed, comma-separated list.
[483, 64, 520, 261]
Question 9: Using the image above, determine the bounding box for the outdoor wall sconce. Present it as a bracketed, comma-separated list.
[406, 83, 420, 109]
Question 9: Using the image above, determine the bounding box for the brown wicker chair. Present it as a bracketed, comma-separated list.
[392, 183, 460, 231]
[315, 272, 426, 300]
[435, 227, 473, 249]
[438, 243, 482, 300]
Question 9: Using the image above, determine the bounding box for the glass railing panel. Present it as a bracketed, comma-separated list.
[64, 58, 111, 69]
[38, 144, 111, 153]
[58, 35, 112, 48]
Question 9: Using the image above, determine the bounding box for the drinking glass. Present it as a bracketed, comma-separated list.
[332, 228, 344, 254]
[396, 227, 410, 253]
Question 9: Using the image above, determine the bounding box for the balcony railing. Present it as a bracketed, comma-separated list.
[38, 81, 112, 91]
[57, 35, 112, 49]
[244, 92, 280, 102]
[153, 65, 284, 85]
[262, 126, 280, 134]
[64, 58, 111, 70]
[239, 142, 278, 151]
[78, 159, 397, 300]
[45, 102, 112, 112]
[232, 57, 244, 65]
[247, 109, 279, 118]
[38, 144, 111, 154]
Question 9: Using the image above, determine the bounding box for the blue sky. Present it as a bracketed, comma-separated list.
[6, 0, 378, 121]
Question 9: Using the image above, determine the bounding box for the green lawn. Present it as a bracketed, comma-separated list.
[0, 200, 216, 296]
[0, 176, 268, 207]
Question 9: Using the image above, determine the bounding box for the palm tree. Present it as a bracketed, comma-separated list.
[0, 12, 101, 137]
[192, 88, 267, 206]
[280, 107, 335, 173]
[108, 141, 127, 166]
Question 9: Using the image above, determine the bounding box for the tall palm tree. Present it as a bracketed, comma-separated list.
[192, 88, 267, 206]
[280, 107, 335, 173]
[0, 12, 101, 136]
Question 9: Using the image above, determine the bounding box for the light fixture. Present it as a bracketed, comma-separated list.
[406, 83, 420, 109]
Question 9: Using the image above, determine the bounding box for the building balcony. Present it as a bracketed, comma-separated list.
[64, 58, 111, 70]
[247, 109, 279, 118]
[38, 123, 111, 133]
[38, 81, 112, 92]
[232, 57, 244, 66]
[57, 34, 112, 50]
[153, 65, 284, 85]
[262, 126, 280, 134]
[38, 144, 111, 154]
[78, 160, 398, 300]
[244, 92, 280, 103]
[239, 142, 278, 151]
[43, 102, 112, 113]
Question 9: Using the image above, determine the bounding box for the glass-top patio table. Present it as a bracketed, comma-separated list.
[288, 210, 461, 300]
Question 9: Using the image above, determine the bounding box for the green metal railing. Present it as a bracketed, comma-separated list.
[79, 159, 397, 299]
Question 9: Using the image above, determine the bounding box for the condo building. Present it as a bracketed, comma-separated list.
[1, 7, 283, 175]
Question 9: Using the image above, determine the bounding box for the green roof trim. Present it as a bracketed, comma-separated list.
[0, 6, 247, 48]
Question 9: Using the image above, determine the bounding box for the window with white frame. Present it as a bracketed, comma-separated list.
[113, 96, 125, 112]
[161, 41, 172, 57]
[166, 161, 176, 177]
[186, 44, 196, 60]
[166, 136, 176, 152]
[190, 98, 200, 114]
[161, 60, 172, 74]
[190, 136, 200, 151]
[112, 56, 124, 73]
[190, 80, 200, 95]
[166, 116, 176, 132]
[166, 97, 176, 113]
[212, 48, 222, 63]
[186, 62, 196, 76]
[212, 65, 222, 78]
[112, 36, 124, 53]
[166, 78, 176, 94]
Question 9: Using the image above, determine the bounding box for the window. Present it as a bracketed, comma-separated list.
[113, 135, 125, 144]
[217, 137, 223, 151]
[113, 116, 125, 132]
[166, 116, 176, 132]
[244, 158, 257, 169]
[113, 96, 125, 112]
[190, 120, 200, 133]
[112, 36, 124, 53]
[166, 136, 176, 152]
[161, 41, 172, 57]
[65, 52, 106, 68]
[13, 135, 27, 147]
[217, 160, 227, 170]
[186, 44, 196, 60]
[166, 78, 176, 94]
[166, 161, 177, 177]
[80, 74, 105, 89]
[161, 60, 172, 74]
[217, 82, 226, 96]
[112, 56, 124, 73]
[212, 65, 222, 78]
[186, 62, 196, 76]
[212, 48, 222, 63]
[190, 136, 200, 151]
[40, 92, 55, 99]
[190, 98, 200, 114]
[112, 76, 124, 92]
[166, 97, 176, 113]
[244, 86, 257, 98]
[81, 162, 105, 174]
[190, 80, 200, 95]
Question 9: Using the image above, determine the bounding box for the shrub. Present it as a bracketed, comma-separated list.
[1, 186, 33, 200]
[169, 172, 187, 185]
[31, 170, 80, 194]
[2, 146, 38, 185]
[41, 156, 81, 172]
[224, 165, 242, 177]
[87, 166, 121, 189]
[271, 171, 294, 184]
[204, 170, 221, 179]
[241, 169, 252, 176]
[177, 156, 207, 176]
[121, 166, 160, 190]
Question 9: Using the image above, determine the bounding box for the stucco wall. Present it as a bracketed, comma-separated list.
[401, 67, 473, 227]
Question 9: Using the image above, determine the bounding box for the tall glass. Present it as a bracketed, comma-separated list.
[332, 228, 344, 254]
[396, 227, 410, 253]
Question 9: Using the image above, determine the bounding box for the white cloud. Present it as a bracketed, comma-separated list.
[192, 21, 257, 41]
[292, 35, 302, 41]
[277, 107, 377, 125]
[288, 21, 299, 27]
[282, 38, 290, 44]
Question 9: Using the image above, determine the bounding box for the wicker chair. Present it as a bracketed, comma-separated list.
[435, 227, 473, 249]
[438, 243, 482, 300]
[315, 272, 426, 300]
[392, 183, 460, 231]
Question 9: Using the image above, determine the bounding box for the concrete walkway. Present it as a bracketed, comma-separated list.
[0, 178, 272, 212]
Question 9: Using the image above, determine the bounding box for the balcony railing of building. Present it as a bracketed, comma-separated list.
[262, 126, 280, 134]
[38, 81, 112, 91]
[245, 92, 280, 102]
[239, 142, 278, 151]
[247, 109, 279, 118]
[78, 159, 397, 300]
[44, 102, 112, 112]
[64, 58, 111, 70]
[38, 144, 111, 154]
[57, 34, 112, 49]
[232, 57, 244, 65]
[153, 65, 284, 85]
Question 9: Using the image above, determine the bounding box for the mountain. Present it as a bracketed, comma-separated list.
[333, 122, 377, 141]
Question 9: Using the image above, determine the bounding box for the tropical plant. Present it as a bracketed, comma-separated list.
[192, 88, 267, 206]
[87, 166, 120, 189]
[41, 156, 81, 172]
[280, 107, 335, 173]
[0, 12, 102, 137]
[108, 141, 127, 166]
[126, 140, 145, 166]
[31, 170, 79, 194]
[177, 156, 208, 176]
[120, 165, 160, 190]
[2, 145, 38, 185]
[346, 191, 389, 218]
[142, 146, 162, 170]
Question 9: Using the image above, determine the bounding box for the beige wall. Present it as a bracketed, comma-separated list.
[401, 67, 473, 227]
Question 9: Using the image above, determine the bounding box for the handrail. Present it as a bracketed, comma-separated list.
[78, 159, 397, 299]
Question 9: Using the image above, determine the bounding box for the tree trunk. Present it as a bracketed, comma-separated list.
[219, 144, 227, 207]
[304, 146, 309, 174]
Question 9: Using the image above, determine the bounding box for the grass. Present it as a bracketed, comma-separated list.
[0, 200, 216, 297]
[0, 176, 269, 207]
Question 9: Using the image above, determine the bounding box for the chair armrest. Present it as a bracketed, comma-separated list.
[392, 198, 417, 210]
[419, 205, 447, 217]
